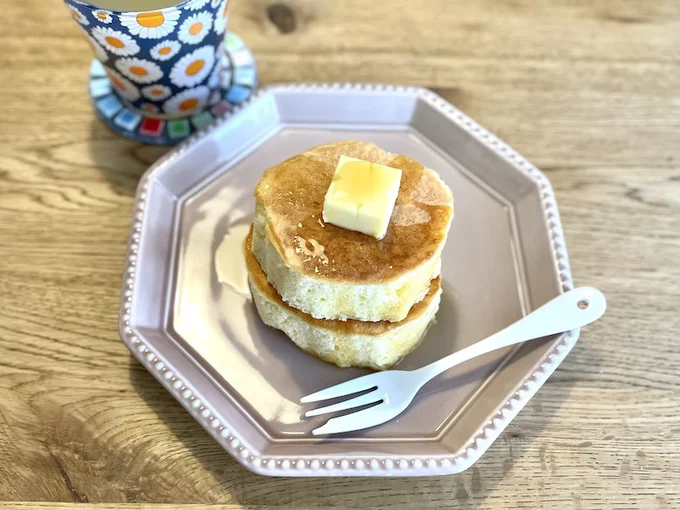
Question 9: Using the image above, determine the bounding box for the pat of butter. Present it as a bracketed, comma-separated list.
[322, 156, 402, 239]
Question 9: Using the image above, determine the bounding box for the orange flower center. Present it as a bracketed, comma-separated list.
[129, 66, 148, 76]
[136, 11, 164, 28]
[97, 12, 107, 19]
[151, 89, 164, 96]
[105, 36, 125, 48]
[158, 46, 172, 55]
[109, 74, 126, 91]
[179, 98, 199, 111]
[186, 60, 205, 76]
[189, 22, 203, 35]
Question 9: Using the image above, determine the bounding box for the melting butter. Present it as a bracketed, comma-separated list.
[215, 223, 252, 299]
[322, 155, 402, 239]
[410, 171, 452, 206]
[392, 203, 432, 226]
[294, 235, 329, 265]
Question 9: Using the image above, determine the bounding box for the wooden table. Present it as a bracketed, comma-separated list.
[1, 0, 679, 508]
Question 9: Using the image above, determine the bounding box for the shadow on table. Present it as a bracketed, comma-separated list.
[127, 334, 600, 508]
[88, 118, 170, 197]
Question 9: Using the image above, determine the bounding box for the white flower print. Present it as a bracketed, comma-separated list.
[115, 57, 164, 84]
[150, 40, 182, 61]
[92, 9, 113, 24]
[186, 0, 209, 10]
[163, 85, 210, 115]
[92, 26, 140, 56]
[68, 5, 90, 26]
[178, 11, 213, 45]
[119, 9, 180, 39]
[106, 68, 141, 102]
[213, 0, 229, 35]
[141, 84, 172, 101]
[169, 45, 215, 87]
[86, 34, 109, 62]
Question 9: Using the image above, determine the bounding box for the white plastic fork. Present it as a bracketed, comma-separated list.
[301, 286, 606, 435]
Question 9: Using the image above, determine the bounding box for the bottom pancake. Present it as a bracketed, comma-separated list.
[245, 228, 441, 370]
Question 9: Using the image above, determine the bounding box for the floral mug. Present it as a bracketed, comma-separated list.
[64, 0, 257, 143]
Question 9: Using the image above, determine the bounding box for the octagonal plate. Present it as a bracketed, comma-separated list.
[120, 84, 576, 477]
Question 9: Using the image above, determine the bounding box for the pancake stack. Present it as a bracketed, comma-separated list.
[247, 141, 454, 370]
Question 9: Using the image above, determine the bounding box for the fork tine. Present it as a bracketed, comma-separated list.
[300, 373, 378, 404]
[312, 402, 391, 435]
[305, 388, 382, 417]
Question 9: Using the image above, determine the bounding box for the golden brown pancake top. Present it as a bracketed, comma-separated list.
[245, 229, 441, 335]
[255, 141, 454, 284]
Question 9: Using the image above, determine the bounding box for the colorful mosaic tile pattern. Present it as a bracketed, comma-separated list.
[89, 32, 256, 144]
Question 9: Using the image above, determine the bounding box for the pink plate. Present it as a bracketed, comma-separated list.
[120, 84, 576, 477]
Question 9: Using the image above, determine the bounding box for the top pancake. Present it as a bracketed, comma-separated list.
[254, 141, 454, 284]
[246, 228, 442, 336]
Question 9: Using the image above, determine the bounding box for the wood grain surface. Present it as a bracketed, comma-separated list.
[1, 0, 679, 508]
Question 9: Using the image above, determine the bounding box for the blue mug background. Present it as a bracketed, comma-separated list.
[65, 0, 231, 118]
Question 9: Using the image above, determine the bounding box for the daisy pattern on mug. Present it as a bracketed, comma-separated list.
[150, 40, 182, 61]
[92, 9, 113, 24]
[86, 34, 109, 62]
[163, 85, 210, 115]
[178, 11, 213, 45]
[141, 103, 161, 114]
[213, 0, 229, 35]
[106, 68, 141, 102]
[186, 0, 210, 10]
[92, 26, 140, 56]
[115, 57, 164, 84]
[68, 5, 90, 26]
[141, 84, 172, 101]
[120, 10, 181, 39]
[210, 0, 222, 8]
[169, 45, 215, 87]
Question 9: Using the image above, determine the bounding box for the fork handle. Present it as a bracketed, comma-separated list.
[415, 287, 606, 381]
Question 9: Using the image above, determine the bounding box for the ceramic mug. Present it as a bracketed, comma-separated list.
[62, 0, 256, 143]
